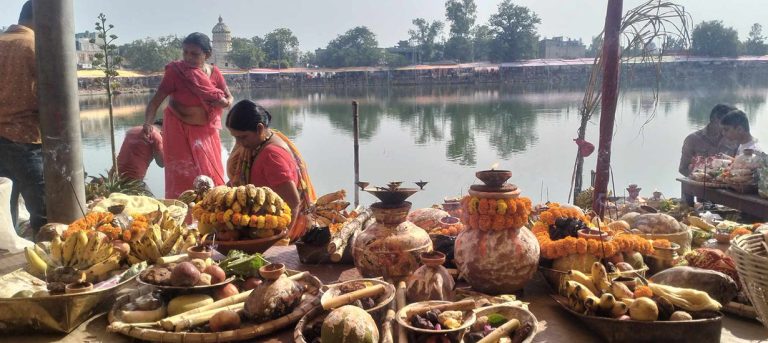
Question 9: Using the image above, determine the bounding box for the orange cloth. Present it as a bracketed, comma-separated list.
[0, 25, 39, 144]
[116, 126, 163, 181]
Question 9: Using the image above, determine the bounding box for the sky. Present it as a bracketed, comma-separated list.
[2, 0, 765, 51]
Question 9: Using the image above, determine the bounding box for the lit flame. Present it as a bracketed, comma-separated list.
[490, 162, 499, 170]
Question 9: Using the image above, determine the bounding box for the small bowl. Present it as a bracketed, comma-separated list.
[259, 263, 286, 280]
[320, 279, 396, 321]
[472, 304, 538, 343]
[396, 301, 476, 343]
[475, 170, 512, 187]
[186, 245, 212, 259]
[65, 281, 94, 294]
[420, 251, 447, 267]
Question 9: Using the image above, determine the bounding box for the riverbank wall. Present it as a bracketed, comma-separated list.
[78, 56, 768, 94]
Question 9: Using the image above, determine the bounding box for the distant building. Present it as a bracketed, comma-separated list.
[539, 37, 586, 59]
[211, 15, 232, 68]
[75, 31, 103, 69]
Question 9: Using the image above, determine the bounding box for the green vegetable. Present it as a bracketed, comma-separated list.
[487, 313, 508, 327]
[218, 250, 269, 277]
[120, 261, 148, 282]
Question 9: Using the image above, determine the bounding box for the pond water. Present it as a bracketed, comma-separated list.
[79, 83, 768, 209]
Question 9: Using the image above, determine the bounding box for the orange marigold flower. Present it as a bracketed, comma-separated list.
[634, 286, 653, 298]
[492, 215, 505, 230]
[730, 227, 752, 239]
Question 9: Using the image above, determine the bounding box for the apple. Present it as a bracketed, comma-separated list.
[213, 283, 239, 300]
[204, 265, 227, 284]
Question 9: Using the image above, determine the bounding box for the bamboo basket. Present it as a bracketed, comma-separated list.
[730, 233, 768, 328]
[108, 270, 323, 342]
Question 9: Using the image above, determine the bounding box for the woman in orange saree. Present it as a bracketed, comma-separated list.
[142, 33, 233, 198]
[225, 100, 316, 242]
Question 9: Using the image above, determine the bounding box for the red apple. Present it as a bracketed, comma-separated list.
[204, 265, 227, 284]
[242, 277, 262, 291]
[213, 283, 239, 300]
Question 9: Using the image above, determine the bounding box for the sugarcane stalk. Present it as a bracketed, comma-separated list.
[396, 281, 408, 343]
[381, 301, 396, 343]
[405, 299, 475, 317]
[328, 209, 371, 262]
[321, 284, 385, 310]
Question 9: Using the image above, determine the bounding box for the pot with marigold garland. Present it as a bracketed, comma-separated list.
[454, 169, 540, 294]
[532, 202, 654, 280]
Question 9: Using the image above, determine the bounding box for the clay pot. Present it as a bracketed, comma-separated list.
[259, 263, 286, 280]
[65, 281, 94, 294]
[454, 227, 539, 294]
[186, 245, 212, 260]
[353, 202, 433, 280]
[406, 251, 455, 302]
[475, 170, 512, 187]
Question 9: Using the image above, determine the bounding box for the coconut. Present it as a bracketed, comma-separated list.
[321, 305, 379, 343]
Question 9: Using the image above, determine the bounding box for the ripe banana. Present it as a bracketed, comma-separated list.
[25, 246, 48, 277]
[50, 235, 63, 266]
[61, 231, 78, 266]
[610, 301, 628, 317]
[224, 188, 237, 207]
[598, 293, 616, 315]
[246, 184, 258, 208]
[566, 270, 598, 295]
[591, 262, 611, 293]
[236, 186, 247, 208]
[610, 281, 635, 300]
[83, 253, 121, 282]
[316, 190, 346, 206]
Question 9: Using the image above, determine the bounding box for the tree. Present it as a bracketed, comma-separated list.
[586, 35, 603, 57]
[745, 23, 767, 56]
[444, 0, 477, 61]
[91, 13, 122, 174]
[120, 35, 181, 72]
[487, 0, 541, 61]
[228, 37, 264, 69]
[317, 26, 382, 67]
[408, 18, 444, 63]
[691, 20, 739, 57]
[662, 36, 686, 54]
[263, 28, 300, 67]
[472, 25, 494, 61]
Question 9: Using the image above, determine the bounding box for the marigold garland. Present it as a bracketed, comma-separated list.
[192, 202, 292, 231]
[533, 202, 654, 259]
[64, 211, 149, 241]
[460, 196, 532, 231]
[730, 227, 752, 239]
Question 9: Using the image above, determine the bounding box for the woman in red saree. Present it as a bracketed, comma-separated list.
[143, 33, 233, 198]
[225, 100, 317, 241]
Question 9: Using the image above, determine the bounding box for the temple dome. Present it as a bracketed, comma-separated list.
[212, 16, 230, 34]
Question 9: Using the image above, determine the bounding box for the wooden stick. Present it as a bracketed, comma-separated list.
[381, 301, 396, 343]
[476, 318, 521, 343]
[405, 299, 476, 317]
[328, 209, 371, 257]
[321, 284, 386, 310]
[396, 281, 408, 343]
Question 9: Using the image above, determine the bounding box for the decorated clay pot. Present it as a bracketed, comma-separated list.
[406, 251, 455, 302]
[353, 202, 433, 280]
[454, 226, 540, 294]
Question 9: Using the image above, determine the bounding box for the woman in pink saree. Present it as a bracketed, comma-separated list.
[143, 33, 233, 198]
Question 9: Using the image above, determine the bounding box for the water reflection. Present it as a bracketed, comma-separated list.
[78, 83, 768, 207]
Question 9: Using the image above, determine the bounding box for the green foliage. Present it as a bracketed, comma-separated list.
[317, 26, 382, 67]
[120, 35, 181, 72]
[745, 23, 767, 56]
[691, 20, 739, 57]
[472, 25, 494, 61]
[263, 28, 300, 67]
[444, 35, 473, 62]
[228, 37, 265, 69]
[409, 18, 444, 63]
[662, 36, 686, 53]
[487, 0, 541, 62]
[445, 0, 477, 38]
[91, 13, 121, 175]
[384, 52, 409, 68]
[85, 170, 152, 202]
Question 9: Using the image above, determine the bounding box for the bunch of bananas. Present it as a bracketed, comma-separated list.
[127, 216, 198, 264]
[177, 175, 215, 206]
[563, 262, 630, 318]
[307, 190, 349, 227]
[24, 230, 122, 283]
[191, 185, 292, 231]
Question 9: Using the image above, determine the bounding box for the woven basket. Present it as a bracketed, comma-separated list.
[730, 233, 768, 328]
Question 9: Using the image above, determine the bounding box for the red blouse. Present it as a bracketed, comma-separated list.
[249, 144, 299, 189]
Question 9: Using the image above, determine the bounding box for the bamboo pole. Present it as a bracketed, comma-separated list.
[593, 0, 623, 218]
[396, 281, 408, 343]
[353, 101, 360, 207]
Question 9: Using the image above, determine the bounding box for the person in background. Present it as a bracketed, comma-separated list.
[721, 109, 762, 154]
[0, 1, 47, 239]
[113, 118, 164, 193]
[679, 104, 738, 176]
[143, 32, 233, 199]
[225, 100, 317, 241]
